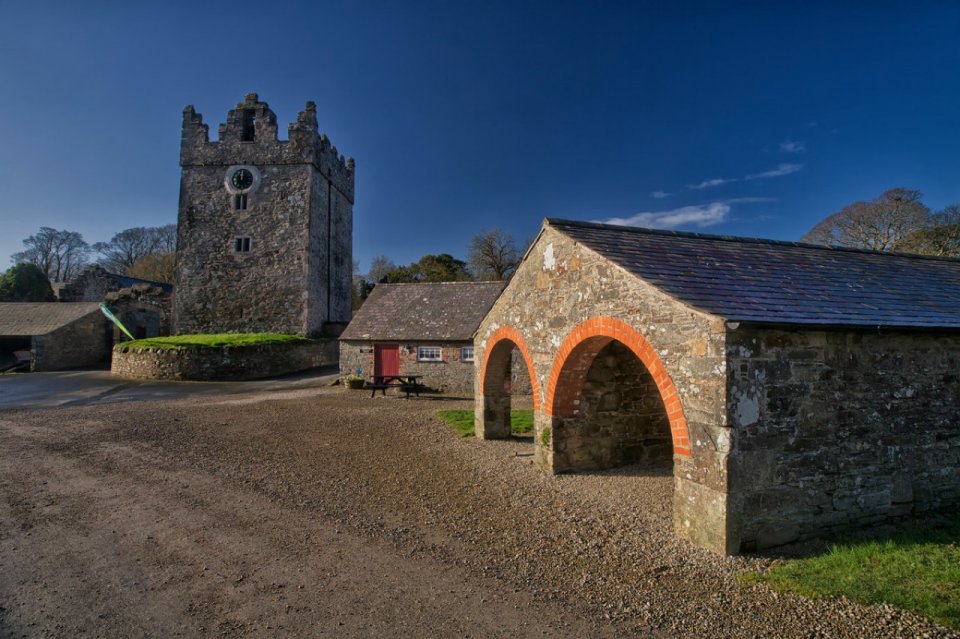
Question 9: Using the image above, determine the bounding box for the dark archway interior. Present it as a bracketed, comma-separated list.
[118, 309, 162, 341]
[0, 336, 31, 369]
[553, 341, 672, 472]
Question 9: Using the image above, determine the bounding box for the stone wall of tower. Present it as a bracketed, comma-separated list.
[173, 94, 354, 336]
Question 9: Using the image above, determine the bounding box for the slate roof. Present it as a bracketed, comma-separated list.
[547, 219, 960, 329]
[0, 303, 103, 336]
[112, 273, 173, 293]
[341, 281, 506, 341]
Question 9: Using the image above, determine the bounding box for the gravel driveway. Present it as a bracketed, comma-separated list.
[0, 386, 955, 638]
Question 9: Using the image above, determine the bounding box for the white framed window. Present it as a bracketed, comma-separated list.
[417, 346, 442, 362]
[460, 346, 474, 362]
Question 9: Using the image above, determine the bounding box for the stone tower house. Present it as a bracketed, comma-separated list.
[173, 93, 354, 336]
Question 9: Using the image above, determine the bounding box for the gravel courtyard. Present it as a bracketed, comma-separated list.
[0, 384, 955, 638]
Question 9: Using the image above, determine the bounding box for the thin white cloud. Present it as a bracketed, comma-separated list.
[651, 190, 672, 199]
[779, 139, 806, 153]
[723, 196, 778, 204]
[688, 177, 737, 190]
[745, 163, 803, 180]
[598, 202, 731, 230]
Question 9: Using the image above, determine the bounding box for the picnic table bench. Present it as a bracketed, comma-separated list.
[368, 375, 426, 399]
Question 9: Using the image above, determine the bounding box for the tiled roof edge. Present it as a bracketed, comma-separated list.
[546, 218, 960, 264]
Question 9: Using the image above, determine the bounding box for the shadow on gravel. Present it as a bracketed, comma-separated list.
[556, 459, 674, 478]
[367, 394, 474, 402]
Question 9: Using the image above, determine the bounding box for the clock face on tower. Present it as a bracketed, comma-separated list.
[224, 165, 261, 194]
[231, 168, 253, 190]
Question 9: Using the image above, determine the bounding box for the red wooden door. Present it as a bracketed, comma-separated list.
[374, 344, 400, 377]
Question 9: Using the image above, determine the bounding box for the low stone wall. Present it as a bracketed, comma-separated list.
[112, 339, 337, 381]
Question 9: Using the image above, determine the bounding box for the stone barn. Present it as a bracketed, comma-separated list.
[475, 219, 960, 554]
[340, 281, 506, 394]
[0, 302, 111, 371]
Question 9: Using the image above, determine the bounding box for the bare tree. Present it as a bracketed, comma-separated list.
[467, 228, 522, 280]
[802, 188, 930, 251]
[894, 204, 960, 257]
[93, 224, 176, 274]
[366, 255, 397, 283]
[12, 227, 90, 282]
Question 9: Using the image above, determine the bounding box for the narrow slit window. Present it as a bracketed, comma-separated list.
[234, 237, 251, 252]
[234, 194, 248, 210]
[241, 110, 255, 141]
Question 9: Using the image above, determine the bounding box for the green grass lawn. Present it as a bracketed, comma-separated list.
[115, 333, 308, 351]
[743, 516, 960, 629]
[437, 409, 534, 438]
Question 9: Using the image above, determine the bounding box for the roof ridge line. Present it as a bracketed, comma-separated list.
[545, 218, 960, 264]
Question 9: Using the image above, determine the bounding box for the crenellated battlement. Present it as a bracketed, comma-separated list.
[180, 93, 354, 201]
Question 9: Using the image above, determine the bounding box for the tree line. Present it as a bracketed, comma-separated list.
[6, 186, 958, 304]
[802, 187, 959, 256]
[9, 225, 177, 284]
[353, 228, 524, 308]
[1, 224, 177, 302]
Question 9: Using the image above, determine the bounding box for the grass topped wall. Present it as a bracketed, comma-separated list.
[114, 333, 308, 352]
[111, 333, 336, 381]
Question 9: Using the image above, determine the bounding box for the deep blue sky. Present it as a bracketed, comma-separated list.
[2, 1, 959, 273]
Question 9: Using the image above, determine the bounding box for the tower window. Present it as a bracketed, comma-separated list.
[234, 237, 252, 252]
[234, 194, 248, 210]
[241, 110, 255, 142]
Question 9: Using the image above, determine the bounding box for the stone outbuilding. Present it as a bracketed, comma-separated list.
[0, 302, 111, 371]
[475, 219, 960, 554]
[59, 265, 173, 340]
[59, 265, 173, 303]
[340, 281, 506, 394]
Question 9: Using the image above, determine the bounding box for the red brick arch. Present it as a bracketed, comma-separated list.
[544, 317, 691, 457]
[479, 325, 541, 411]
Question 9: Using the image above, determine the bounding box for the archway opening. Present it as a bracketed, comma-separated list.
[551, 338, 673, 473]
[478, 338, 534, 441]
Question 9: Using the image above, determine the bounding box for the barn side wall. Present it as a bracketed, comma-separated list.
[727, 326, 960, 551]
[33, 313, 111, 371]
[476, 226, 732, 553]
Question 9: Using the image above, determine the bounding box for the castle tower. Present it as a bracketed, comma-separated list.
[173, 94, 354, 336]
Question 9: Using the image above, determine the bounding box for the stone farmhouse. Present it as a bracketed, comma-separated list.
[340, 281, 505, 394]
[475, 218, 960, 554]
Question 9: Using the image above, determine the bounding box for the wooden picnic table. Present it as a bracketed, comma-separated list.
[368, 375, 426, 399]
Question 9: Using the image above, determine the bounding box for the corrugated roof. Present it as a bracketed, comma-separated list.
[0, 303, 103, 336]
[341, 281, 506, 341]
[548, 219, 960, 329]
